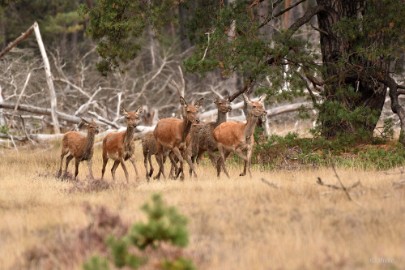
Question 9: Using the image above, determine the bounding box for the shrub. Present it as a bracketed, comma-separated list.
[83, 194, 195, 270]
[253, 132, 405, 170]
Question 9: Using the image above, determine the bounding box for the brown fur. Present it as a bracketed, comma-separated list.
[213, 94, 267, 177]
[186, 97, 232, 176]
[142, 132, 178, 180]
[101, 108, 142, 182]
[153, 97, 203, 180]
[57, 119, 99, 180]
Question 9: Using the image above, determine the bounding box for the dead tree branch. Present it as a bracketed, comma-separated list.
[0, 25, 35, 59]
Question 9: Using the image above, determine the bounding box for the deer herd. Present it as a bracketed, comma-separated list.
[57, 93, 267, 182]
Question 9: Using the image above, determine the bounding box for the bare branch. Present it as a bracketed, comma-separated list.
[259, 0, 308, 29]
[0, 24, 34, 59]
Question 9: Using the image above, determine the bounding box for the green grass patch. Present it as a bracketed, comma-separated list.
[254, 132, 405, 170]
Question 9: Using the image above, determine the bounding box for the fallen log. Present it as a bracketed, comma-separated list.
[0, 101, 121, 129]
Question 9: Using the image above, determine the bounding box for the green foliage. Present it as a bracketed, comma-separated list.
[0, 0, 82, 45]
[315, 96, 380, 140]
[380, 118, 395, 140]
[83, 256, 110, 270]
[80, 0, 179, 75]
[254, 132, 405, 170]
[0, 125, 9, 134]
[161, 257, 196, 270]
[127, 194, 189, 250]
[83, 194, 194, 270]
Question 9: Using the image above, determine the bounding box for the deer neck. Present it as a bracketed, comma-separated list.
[83, 130, 96, 159]
[244, 113, 259, 143]
[181, 118, 193, 142]
[124, 125, 135, 148]
[215, 110, 227, 126]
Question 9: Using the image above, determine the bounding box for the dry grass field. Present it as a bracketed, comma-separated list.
[1, 142, 405, 270]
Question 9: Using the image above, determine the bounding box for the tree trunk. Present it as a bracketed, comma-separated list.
[316, 0, 387, 138]
[33, 22, 60, 134]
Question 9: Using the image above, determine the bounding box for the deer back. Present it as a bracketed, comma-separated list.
[63, 131, 87, 157]
[142, 132, 158, 155]
[153, 118, 184, 148]
[213, 121, 247, 147]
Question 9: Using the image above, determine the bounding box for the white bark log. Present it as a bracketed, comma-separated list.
[0, 85, 5, 126]
[33, 22, 60, 134]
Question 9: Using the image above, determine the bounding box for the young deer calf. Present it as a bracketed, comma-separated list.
[101, 108, 142, 182]
[153, 97, 203, 180]
[189, 96, 232, 166]
[213, 94, 267, 178]
[57, 118, 99, 179]
[142, 132, 178, 180]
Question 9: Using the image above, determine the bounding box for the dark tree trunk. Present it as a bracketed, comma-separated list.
[316, 0, 387, 138]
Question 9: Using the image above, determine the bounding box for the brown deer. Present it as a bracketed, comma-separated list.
[101, 108, 143, 182]
[141, 132, 179, 180]
[57, 118, 100, 180]
[188, 96, 232, 169]
[213, 94, 267, 178]
[153, 96, 203, 180]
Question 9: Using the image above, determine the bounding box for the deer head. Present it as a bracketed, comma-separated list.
[243, 94, 267, 121]
[80, 118, 100, 134]
[180, 97, 203, 124]
[121, 107, 143, 128]
[215, 96, 232, 113]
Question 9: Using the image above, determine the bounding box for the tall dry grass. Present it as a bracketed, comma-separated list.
[0, 143, 404, 269]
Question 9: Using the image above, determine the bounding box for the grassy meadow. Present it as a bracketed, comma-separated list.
[0, 142, 404, 269]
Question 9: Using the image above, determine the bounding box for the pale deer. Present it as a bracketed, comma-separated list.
[101, 108, 142, 182]
[188, 96, 232, 169]
[153, 97, 203, 180]
[213, 94, 267, 177]
[57, 118, 100, 180]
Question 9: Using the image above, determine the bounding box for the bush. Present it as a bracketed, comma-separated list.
[254, 132, 405, 170]
[83, 194, 195, 270]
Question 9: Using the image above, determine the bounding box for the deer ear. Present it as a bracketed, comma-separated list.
[121, 108, 129, 116]
[195, 97, 204, 108]
[243, 93, 252, 104]
[258, 94, 267, 103]
[223, 91, 230, 100]
[180, 96, 187, 107]
[136, 106, 143, 114]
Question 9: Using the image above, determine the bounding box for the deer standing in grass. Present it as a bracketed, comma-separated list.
[188, 96, 232, 171]
[57, 118, 100, 180]
[142, 132, 179, 180]
[101, 108, 142, 182]
[213, 94, 267, 178]
[153, 97, 203, 180]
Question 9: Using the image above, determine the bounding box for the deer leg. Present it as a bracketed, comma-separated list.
[185, 154, 197, 178]
[154, 147, 166, 180]
[217, 145, 230, 178]
[129, 157, 139, 181]
[101, 156, 108, 180]
[143, 152, 149, 180]
[172, 147, 185, 180]
[221, 151, 231, 178]
[74, 158, 80, 180]
[87, 159, 94, 179]
[245, 144, 253, 178]
[111, 160, 120, 181]
[57, 149, 68, 177]
[148, 154, 154, 178]
[234, 147, 248, 177]
[168, 152, 178, 179]
[120, 159, 129, 183]
[64, 154, 74, 177]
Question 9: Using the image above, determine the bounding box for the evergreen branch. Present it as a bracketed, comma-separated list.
[258, 0, 308, 29]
